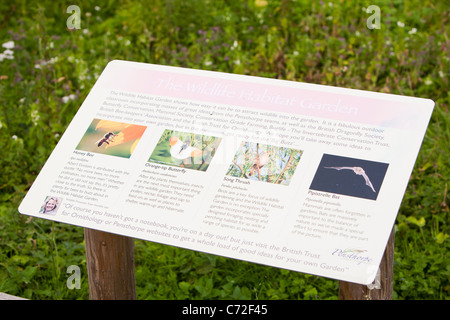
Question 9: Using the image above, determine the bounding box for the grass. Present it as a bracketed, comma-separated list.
[0, 0, 448, 300]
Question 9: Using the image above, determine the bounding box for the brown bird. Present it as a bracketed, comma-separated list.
[248, 151, 271, 176]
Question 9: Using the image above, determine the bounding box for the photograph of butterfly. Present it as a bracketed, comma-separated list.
[148, 129, 222, 171]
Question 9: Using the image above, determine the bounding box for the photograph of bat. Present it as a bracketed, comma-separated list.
[309, 154, 389, 200]
[324, 166, 376, 192]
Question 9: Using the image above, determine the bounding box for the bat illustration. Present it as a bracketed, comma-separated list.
[324, 166, 376, 192]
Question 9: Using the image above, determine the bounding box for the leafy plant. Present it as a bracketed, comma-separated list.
[0, 0, 448, 300]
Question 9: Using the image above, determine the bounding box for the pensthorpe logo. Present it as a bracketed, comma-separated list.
[332, 248, 373, 265]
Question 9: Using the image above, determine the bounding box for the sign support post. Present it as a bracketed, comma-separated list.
[84, 228, 137, 300]
[338, 227, 395, 300]
[83, 226, 394, 300]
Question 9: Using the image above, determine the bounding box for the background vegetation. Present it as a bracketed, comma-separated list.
[0, 0, 448, 300]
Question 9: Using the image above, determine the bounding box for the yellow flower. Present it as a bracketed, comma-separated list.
[95, 119, 128, 132]
[95, 120, 146, 151]
[255, 0, 268, 7]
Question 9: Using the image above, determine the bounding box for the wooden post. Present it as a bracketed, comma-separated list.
[338, 226, 395, 300]
[84, 228, 136, 300]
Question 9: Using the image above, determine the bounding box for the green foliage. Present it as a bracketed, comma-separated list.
[133, 240, 337, 300]
[0, 0, 448, 300]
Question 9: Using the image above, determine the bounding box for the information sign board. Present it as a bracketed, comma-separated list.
[19, 60, 434, 284]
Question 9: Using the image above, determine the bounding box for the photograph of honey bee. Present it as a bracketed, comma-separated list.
[309, 154, 389, 200]
[76, 119, 147, 158]
[226, 142, 303, 186]
[148, 129, 222, 171]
